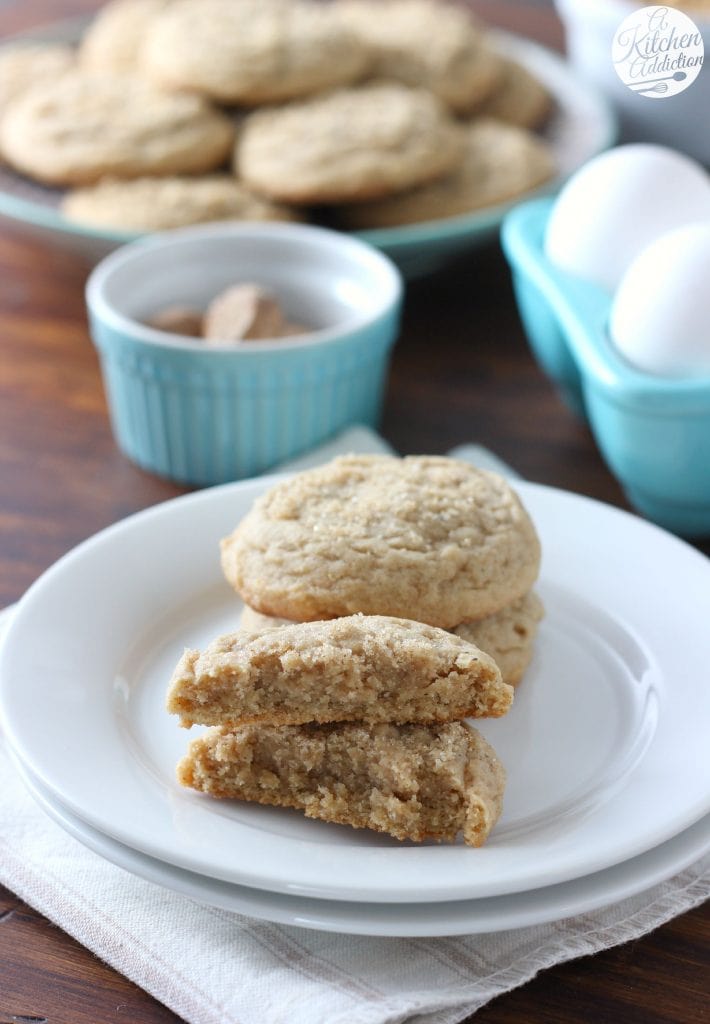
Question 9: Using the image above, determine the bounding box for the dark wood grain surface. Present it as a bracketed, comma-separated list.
[0, 3, 708, 1023]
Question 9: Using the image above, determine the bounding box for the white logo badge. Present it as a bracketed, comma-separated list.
[612, 4, 704, 98]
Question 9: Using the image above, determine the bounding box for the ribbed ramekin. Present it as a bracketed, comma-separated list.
[86, 222, 402, 485]
[502, 198, 710, 537]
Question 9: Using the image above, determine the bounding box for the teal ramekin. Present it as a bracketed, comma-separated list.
[502, 197, 710, 537]
[86, 222, 402, 486]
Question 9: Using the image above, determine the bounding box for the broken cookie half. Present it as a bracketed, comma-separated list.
[166, 613, 513, 728]
[178, 720, 506, 847]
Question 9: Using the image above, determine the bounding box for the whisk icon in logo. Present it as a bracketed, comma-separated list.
[612, 4, 704, 98]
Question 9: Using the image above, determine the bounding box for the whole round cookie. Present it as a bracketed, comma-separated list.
[0, 74, 235, 186]
[221, 454, 541, 628]
[79, 0, 170, 74]
[336, 0, 501, 114]
[61, 175, 299, 231]
[239, 590, 544, 687]
[236, 82, 464, 205]
[0, 44, 75, 109]
[338, 118, 555, 228]
[472, 56, 552, 130]
[142, 0, 370, 104]
[454, 591, 544, 686]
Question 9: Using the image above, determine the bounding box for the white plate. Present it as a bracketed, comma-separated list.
[12, 750, 710, 937]
[1, 478, 710, 903]
[0, 21, 616, 275]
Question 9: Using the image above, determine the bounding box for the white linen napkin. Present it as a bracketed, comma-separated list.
[1, 426, 708, 1024]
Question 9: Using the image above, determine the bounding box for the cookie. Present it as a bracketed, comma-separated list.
[336, 0, 501, 113]
[221, 455, 541, 628]
[78, 0, 169, 74]
[0, 44, 75, 109]
[0, 74, 234, 186]
[239, 590, 544, 687]
[61, 175, 297, 231]
[338, 118, 555, 228]
[471, 56, 552, 130]
[454, 591, 544, 686]
[177, 720, 505, 846]
[142, 0, 370, 104]
[166, 614, 511, 729]
[236, 81, 464, 205]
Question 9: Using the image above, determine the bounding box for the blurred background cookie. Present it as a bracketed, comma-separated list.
[0, 43, 75, 109]
[78, 0, 169, 74]
[335, 0, 502, 114]
[141, 0, 371, 105]
[61, 174, 299, 230]
[236, 81, 464, 204]
[0, 73, 235, 185]
[338, 118, 555, 228]
[470, 55, 552, 130]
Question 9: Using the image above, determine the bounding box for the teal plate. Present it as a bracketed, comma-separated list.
[0, 22, 616, 277]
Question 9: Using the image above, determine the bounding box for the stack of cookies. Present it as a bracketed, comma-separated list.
[0, 0, 556, 235]
[224, 455, 543, 687]
[167, 614, 511, 845]
[167, 454, 543, 846]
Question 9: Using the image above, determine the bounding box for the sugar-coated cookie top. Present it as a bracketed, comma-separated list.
[221, 454, 541, 628]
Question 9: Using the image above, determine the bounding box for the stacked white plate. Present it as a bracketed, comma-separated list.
[1, 478, 709, 936]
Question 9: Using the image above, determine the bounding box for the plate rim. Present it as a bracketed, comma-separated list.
[11, 747, 710, 937]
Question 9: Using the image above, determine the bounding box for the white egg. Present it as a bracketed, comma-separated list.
[545, 144, 710, 293]
[610, 222, 710, 376]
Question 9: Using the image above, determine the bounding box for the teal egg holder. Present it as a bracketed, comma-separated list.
[502, 197, 710, 537]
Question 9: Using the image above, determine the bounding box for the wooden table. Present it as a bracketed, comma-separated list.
[1, 2, 708, 1022]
